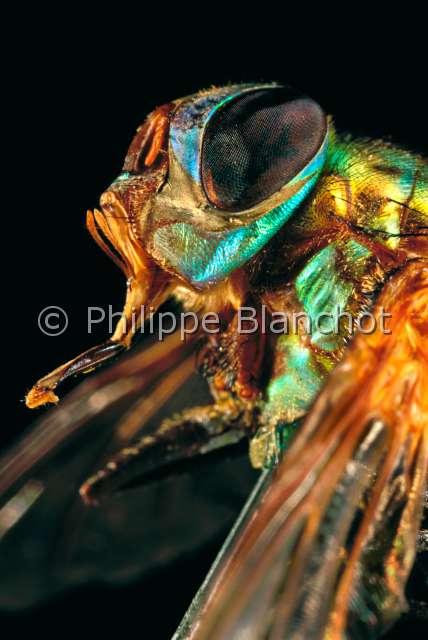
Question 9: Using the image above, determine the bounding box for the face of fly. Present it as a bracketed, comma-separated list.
[96, 83, 329, 294]
[26, 83, 329, 409]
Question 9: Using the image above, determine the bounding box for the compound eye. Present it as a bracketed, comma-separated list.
[201, 87, 327, 212]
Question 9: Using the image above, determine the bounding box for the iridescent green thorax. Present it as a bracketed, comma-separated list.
[252, 135, 427, 467]
[257, 237, 376, 444]
[322, 132, 428, 249]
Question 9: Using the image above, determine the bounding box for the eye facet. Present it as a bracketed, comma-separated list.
[201, 87, 327, 211]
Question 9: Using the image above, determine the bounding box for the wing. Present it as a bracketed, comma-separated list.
[0, 332, 256, 610]
[175, 259, 428, 640]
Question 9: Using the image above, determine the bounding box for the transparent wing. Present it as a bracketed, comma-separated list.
[176, 260, 428, 640]
[0, 332, 257, 610]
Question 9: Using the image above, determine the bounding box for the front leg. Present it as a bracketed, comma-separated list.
[201, 295, 267, 402]
[80, 296, 267, 505]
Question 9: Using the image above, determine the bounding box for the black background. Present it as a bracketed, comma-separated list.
[2, 11, 427, 639]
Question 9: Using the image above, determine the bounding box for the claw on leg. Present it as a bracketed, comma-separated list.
[25, 341, 126, 409]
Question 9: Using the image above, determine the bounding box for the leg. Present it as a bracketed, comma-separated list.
[80, 401, 250, 505]
[201, 295, 267, 401]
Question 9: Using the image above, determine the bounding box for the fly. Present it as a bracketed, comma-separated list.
[1, 83, 428, 639]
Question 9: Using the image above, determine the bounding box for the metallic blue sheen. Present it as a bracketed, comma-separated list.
[112, 171, 131, 183]
[170, 90, 244, 184]
[262, 336, 327, 424]
[295, 240, 371, 351]
[154, 135, 329, 287]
